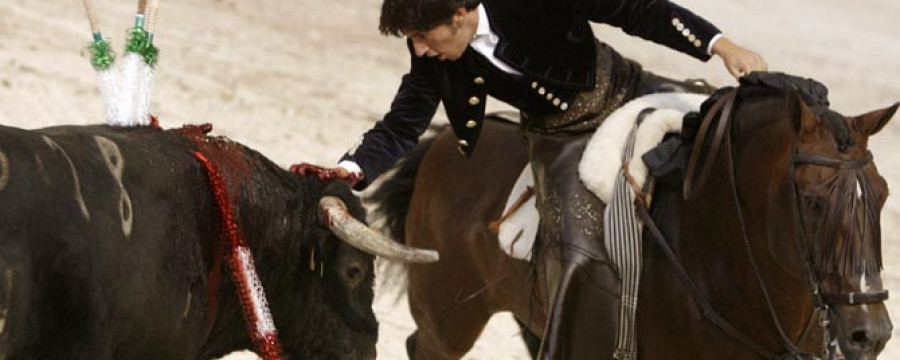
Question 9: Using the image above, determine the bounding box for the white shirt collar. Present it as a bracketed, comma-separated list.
[469, 4, 521, 75]
[474, 4, 491, 38]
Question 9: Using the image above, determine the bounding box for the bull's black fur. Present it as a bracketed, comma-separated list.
[0, 124, 377, 359]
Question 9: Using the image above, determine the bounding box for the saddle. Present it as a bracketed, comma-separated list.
[495, 93, 707, 260]
[495, 72, 832, 259]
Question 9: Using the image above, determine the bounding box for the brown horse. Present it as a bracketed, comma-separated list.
[370, 77, 898, 359]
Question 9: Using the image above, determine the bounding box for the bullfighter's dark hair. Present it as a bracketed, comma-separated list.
[379, 0, 480, 37]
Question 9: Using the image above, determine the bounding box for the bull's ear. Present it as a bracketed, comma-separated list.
[852, 102, 899, 137]
[787, 89, 817, 136]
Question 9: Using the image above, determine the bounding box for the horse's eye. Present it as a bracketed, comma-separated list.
[804, 196, 826, 212]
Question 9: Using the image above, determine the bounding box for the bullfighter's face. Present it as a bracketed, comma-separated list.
[406, 7, 477, 61]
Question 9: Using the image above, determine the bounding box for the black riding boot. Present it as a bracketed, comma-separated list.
[527, 131, 621, 360]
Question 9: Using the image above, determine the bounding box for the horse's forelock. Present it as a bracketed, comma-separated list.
[725, 85, 884, 278]
[812, 169, 883, 277]
[814, 109, 856, 152]
[791, 108, 885, 278]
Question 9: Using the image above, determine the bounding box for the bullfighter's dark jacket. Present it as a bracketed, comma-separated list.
[341, 0, 721, 188]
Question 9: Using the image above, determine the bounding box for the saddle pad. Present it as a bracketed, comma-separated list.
[579, 93, 707, 202]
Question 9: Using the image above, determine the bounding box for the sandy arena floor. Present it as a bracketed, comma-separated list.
[1, 0, 898, 358]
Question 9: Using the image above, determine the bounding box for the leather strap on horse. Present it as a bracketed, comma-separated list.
[794, 151, 874, 169]
[822, 289, 889, 305]
[638, 91, 823, 359]
[792, 149, 889, 304]
[683, 90, 737, 200]
[720, 110, 816, 358]
[633, 202, 777, 359]
[636, 200, 826, 360]
[489, 186, 535, 234]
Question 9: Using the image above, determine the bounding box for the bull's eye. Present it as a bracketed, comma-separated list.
[343, 261, 366, 288]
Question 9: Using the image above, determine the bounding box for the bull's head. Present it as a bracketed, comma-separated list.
[263, 179, 436, 359]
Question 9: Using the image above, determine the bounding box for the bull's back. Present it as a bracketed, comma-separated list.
[0, 124, 216, 358]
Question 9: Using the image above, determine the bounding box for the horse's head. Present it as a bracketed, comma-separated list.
[788, 92, 898, 359]
[693, 74, 897, 359]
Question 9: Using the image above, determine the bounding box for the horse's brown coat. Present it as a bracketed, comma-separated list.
[373, 84, 897, 359]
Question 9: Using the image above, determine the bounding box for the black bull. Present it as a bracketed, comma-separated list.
[0, 124, 427, 359]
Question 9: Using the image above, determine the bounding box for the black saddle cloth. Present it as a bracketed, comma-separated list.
[642, 72, 830, 189]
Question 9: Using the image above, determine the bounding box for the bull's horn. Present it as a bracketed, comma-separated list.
[319, 196, 439, 263]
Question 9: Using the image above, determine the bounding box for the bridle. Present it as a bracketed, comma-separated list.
[636, 89, 889, 359]
[792, 150, 889, 307]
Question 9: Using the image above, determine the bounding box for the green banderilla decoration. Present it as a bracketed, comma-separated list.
[125, 26, 159, 67]
[87, 33, 116, 71]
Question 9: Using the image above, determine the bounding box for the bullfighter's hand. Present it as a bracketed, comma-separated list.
[712, 37, 768, 80]
[289, 163, 363, 188]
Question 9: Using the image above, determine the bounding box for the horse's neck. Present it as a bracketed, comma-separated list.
[643, 180, 818, 355]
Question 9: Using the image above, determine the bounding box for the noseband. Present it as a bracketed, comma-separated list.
[639, 89, 888, 360]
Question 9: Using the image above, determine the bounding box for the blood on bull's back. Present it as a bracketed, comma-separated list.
[0, 124, 382, 359]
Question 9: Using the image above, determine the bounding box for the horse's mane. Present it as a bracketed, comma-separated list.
[738, 72, 830, 107]
[680, 72, 830, 142]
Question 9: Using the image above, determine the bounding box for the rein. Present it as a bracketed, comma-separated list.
[636, 89, 790, 358]
[636, 89, 886, 359]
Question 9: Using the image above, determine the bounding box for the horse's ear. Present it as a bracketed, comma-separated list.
[852, 102, 899, 137]
[786, 89, 817, 136]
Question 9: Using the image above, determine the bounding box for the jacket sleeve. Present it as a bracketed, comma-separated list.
[340, 41, 441, 189]
[579, 0, 721, 61]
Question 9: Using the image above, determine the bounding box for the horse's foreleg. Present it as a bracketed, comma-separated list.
[407, 279, 494, 359]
